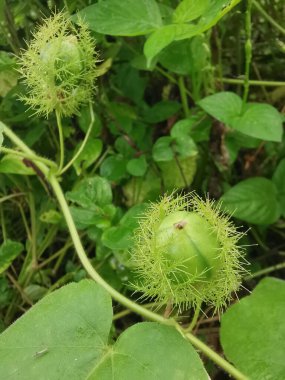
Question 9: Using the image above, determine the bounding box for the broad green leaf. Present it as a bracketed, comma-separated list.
[232, 103, 283, 142]
[102, 225, 134, 251]
[273, 158, 285, 217]
[0, 240, 23, 274]
[175, 136, 198, 158]
[66, 177, 112, 208]
[0, 280, 113, 380]
[158, 155, 197, 190]
[144, 0, 241, 63]
[221, 277, 285, 380]
[173, 0, 209, 23]
[0, 154, 35, 175]
[170, 119, 194, 138]
[77, 0, 162, 36]
[102, 203, 148, 250]
[197, 92, 242, 125]
[127, 155, 147, 177]
[158, 39, 193, 75]
[0, 284, 208, 380]
[198, 0, 237, 26]
[144, 24, 199, 66]
[123, 169, 161, 207]
[221, 177, 280, 225]
[0, 52, 18, 96]
[152, 136, 174, 162]
[170, 116, 211, 142]
[100, 155, 128, 181]
[40, 209, 62, 224]
[70, 205, 115, 230]
[73, 139, 103, 176]
[89, 322, 209, 379]
[143, 101, 181, 123]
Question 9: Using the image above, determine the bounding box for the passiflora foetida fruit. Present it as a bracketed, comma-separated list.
[131, 193, 246, 311]
[19, 12, 98, 117]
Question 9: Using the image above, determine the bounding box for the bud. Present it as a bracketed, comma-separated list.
[19, 12, 98, 117]
[131, 193, 246, 311]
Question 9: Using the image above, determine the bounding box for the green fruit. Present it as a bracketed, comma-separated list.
[41, 36, 83, 79]
[131, 193, 246, 310]
[20, 12, 98, 117]
[156, 211, 221, 283]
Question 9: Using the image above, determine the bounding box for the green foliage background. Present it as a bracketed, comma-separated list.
[0, 0, 285, 379]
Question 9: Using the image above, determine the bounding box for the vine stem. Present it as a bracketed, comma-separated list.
[55, 109, 64, 174]
[2, 122, 248, 380]
[178, 76, 190, 118]
[244, 262, 285, 281]
[59, 102, 94, 175]
[252, 0, 285, 36]
[219, 78, 285, 87]
[0, 147, 56, 167]
[184, 332, 247, 380]
[184, 300, 202, 332]
[243, 0, 252, 105]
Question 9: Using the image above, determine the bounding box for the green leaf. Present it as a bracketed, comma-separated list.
[70, 206, 112, 230]
[0, 280, 113, 380]
[66, 176, 112, 208]
[220, 177, 280, 225]
[273, 158, 285, 217]
[158, 39, 193, 75]
[144, 24, 199, 66]
[77, 0, 162, 36]
[173, 0, 209, 23]
[158, 155, 197, 190]
[174, 136, 198, 158]
[73, 139, 103, 176]
[144, 1, 240, 63]
[90, 323, 208, 379]
[0, 155, 35, 175]
[152, 136, 174, 162]
[0, 240, 23, 274]
[100, 155, 128, 181]
[0, 283, 208, 379]
[102, 203, 148, 250]
[127, 155, 147, 177]
[232, 103, 283, 142]
[221, 277, 285, 380]
[143, 101, 181, 123]
[198, 92, 242, 125]
[170, 119, 193, 138]
[123, 169, 161, 207]
[40, 210, 62, 224]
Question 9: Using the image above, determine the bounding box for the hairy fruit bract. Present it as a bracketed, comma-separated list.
[131, 193, 247, 311]
[19, 12, 98, 117]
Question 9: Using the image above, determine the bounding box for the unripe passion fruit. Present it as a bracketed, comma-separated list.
[19, 12, 98, 117]
[131, 193, 246, 310]
[156, 211, 220, 283]
[40, 36, 83, 83]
